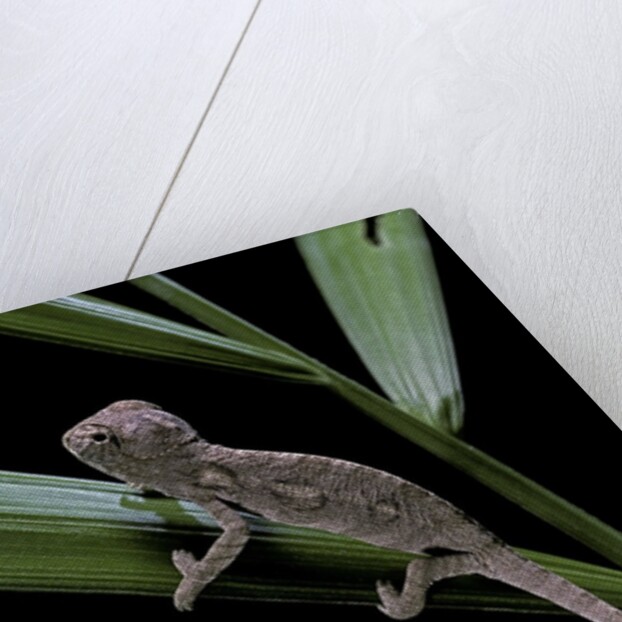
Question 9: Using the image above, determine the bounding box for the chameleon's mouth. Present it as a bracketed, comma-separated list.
[62, 426, 86, 457]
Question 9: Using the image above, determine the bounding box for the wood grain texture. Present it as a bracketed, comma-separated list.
[132, 0, 622, 426]
[129, 0, 425, 274]
[0, 0, 256, 311]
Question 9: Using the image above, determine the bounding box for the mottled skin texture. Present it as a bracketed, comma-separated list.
[63, 401, 622, 621]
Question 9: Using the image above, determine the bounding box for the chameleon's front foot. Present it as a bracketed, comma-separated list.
[376, 579, 426, 620]
[174, 580, 197, 612]
[172, 549, 206, 612]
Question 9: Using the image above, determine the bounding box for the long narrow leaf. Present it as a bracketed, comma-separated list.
[3, 471, 622, 614]
[297, 210, 463, 433]
[0, 295, 321, 383]
[322, 370, 622, 568]
[130, 275, 303, 360]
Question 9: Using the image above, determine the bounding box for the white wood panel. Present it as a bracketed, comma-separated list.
[133, 0, 622, 426]
[0, 0, 257, 312]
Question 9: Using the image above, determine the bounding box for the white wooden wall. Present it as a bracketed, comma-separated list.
[2, 1, 621, 427]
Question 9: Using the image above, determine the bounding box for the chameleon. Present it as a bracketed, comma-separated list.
[62, 400, 622, 620]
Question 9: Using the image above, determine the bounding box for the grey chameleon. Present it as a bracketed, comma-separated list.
[62, 400, 622, 621]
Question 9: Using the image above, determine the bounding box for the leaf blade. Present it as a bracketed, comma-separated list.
[297, 210, 463, 432]
[0, 295, 321, 384]
[130, 274, 304, 360]
[3, 471, 622, 614]
[324, 370, 622, 567]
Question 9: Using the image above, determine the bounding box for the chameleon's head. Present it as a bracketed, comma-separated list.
[62, 400, 199, 485]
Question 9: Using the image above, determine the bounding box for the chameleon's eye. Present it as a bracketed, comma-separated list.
[89, 430, 119, 447]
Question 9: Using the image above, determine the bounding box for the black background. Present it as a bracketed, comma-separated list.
[1, 214, 620, 620]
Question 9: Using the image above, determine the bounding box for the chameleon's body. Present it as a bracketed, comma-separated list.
[62, 401, 622, 620]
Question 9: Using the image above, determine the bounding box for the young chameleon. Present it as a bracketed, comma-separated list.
[62, 400, 622, 621]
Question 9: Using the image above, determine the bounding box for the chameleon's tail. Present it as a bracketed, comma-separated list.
[483, 545, 622, 622]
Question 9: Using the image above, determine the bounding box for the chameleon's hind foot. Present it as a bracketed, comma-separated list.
[172, 549, 198, 576]
[376, 553, 486, 619]
[376, 578, 426, 620]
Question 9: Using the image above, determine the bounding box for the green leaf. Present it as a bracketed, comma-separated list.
[297, 210, 463, 433]
[130, 274, 304, 360]
[320, 370, 622, 568]
[3, 471, 622, 615]
[0, 295, 321, 384]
